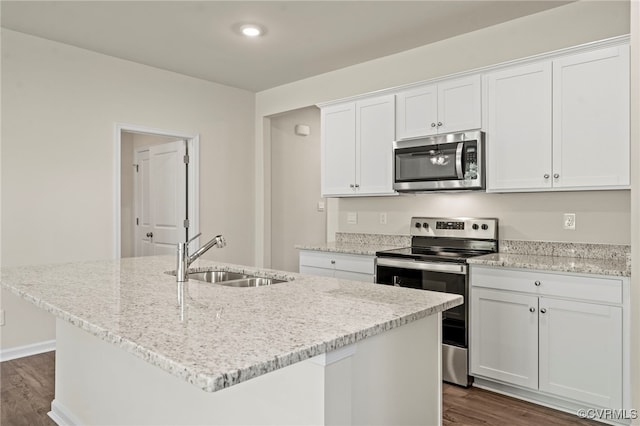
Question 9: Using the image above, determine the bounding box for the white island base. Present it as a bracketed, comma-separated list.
[49, 314, 442, 426]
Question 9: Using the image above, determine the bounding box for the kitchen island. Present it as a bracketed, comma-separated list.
[1, 256, 461, 425]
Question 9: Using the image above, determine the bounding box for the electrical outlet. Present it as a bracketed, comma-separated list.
[563, 213, 576, 230]
[379, 212, 387, 225]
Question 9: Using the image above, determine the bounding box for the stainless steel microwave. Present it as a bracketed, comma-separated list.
[393, 130, 485, 192]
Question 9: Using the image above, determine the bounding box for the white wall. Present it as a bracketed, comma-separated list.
[270, 107, 326, 272]
[337, 191, 631, 244]
[255, 1, 631, 264]
[1, 30, 255, 350]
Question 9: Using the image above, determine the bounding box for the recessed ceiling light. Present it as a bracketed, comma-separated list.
[240, 24, 263, 37]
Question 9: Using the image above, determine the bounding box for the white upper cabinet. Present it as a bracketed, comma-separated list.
[357, 96, 396, 195]
[552, 45, 630, 189]
[321, 103, 356, 196]
[485, 43, 630, 192]
[321, 94, 396, 197]
[485, 62, 553, 191]
[395, 75, 481, 140]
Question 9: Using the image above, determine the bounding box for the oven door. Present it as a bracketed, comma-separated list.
[376, 257, 468, 348]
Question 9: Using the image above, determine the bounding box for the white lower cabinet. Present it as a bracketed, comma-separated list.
[470, 266, 626, 411]
[538, 297, 622, 409]
[471, 288, 538, 389]
[298, 250, 375, 282]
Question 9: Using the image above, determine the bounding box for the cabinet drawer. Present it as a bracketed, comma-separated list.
[471, 266, 622, 304]
[299, 251, 375, 275]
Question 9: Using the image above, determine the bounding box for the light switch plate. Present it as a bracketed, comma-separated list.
[317, 201, 325, 212]
[347, 212, 358, 224]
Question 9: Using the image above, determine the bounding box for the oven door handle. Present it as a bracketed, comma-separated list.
[376, 257, 467, 275]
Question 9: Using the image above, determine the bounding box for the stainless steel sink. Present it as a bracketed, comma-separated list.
[216, 277, 285, 287]
[187, 271, 249, 283]
[186, 271, 286, 287]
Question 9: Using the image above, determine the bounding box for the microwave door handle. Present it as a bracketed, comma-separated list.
[455, 142, 464, 179]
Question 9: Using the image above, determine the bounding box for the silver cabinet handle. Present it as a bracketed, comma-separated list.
[534, 281, 541, 286]
[529, 307, 535, 313]
[431, 123, 437, 127]
[540, 308, 547, 314]
[554, 173, 560, 178]
[437, 122, 443, 127]
[330, 260, 336, 265]
[544, 174, 550, 179]
[146, 232, 153, 238]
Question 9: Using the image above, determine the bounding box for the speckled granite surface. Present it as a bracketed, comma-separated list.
[468, 252, 630, 277]
[499, 239, 630, 260]
[296, 233, 409, 256]
[1, 256, 461, 393]
[296, 233, 631, 276]
[295, 241, 400, 256]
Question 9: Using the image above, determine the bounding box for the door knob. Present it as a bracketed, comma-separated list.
[431, 123, 437, 127]
[544, 174, 550, 179]
[146, 232, 153, 238]
[437, 122, 443, 127]
[553, 173, 560, 179]
[534, 280, 541, 286]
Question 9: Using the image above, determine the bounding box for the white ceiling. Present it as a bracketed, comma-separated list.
[1, 1, 571, 92]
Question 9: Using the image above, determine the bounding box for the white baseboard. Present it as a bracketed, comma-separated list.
[0, 339, 56, 362]
[49, 399, 81, 426]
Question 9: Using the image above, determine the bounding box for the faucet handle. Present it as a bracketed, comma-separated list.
[187, 232, 202, 245]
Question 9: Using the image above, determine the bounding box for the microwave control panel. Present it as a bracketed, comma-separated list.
[465, 144, 477, 165]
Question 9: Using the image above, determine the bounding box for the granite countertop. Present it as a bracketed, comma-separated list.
[467, 253, 630, 277]
[295, 241, 402, 256]
[1, 256, 461, 393]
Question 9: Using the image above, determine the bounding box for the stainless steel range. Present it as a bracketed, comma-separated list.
[375, 217, 498, 387]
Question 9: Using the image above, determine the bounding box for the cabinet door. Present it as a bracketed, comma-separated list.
[539, 298, 622, 408]
[485, 61, 553, 191]
[395, 84, 438, 139]
[437, 75, 481, 134]
[356, 95, 396, 195]
[321, 103, 357, 196]
[552, 45, 630, 189]
[470, 288, 539, 389]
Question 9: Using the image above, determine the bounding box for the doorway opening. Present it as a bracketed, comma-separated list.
[114, 124, 200, 259]
[269, 107, 326, 272]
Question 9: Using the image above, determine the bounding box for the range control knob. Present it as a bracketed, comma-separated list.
[423, 222, 429, 229]
[481, 224, 489, 230]
[472, 224, 479, 230]
[415, 222, 422, 229]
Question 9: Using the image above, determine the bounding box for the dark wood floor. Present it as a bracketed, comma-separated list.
[1, 351, 56, 426]
[443, 383, 600, 426]
[2, 352, 600, 425]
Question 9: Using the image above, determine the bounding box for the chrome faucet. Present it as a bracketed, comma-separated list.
[176, 233, 226, 282]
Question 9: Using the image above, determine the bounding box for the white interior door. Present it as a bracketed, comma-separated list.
[134, 140, 187, 256]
